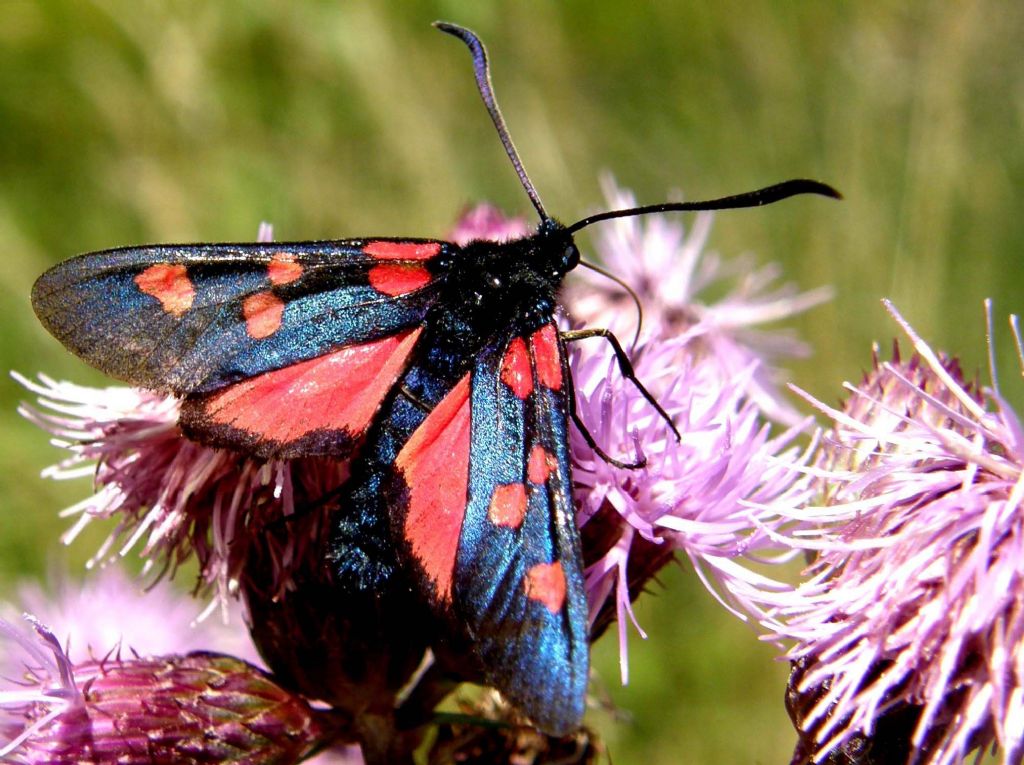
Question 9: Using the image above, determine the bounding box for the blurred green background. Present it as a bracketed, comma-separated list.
[2, 2, 1022, 762]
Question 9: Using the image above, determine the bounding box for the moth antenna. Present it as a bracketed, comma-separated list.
[578, 259, 645, 349]
[566, 179, 841, 234]
[435, 21, 549, 222]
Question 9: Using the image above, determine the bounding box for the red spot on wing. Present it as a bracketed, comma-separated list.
[199, 328, 422, 446]
[135, 263, 195, 317]
[531, 324, 563, 391]
[368, 263, 432, 297]
[243, 291, 285, 339]
[363, 240, 441, 260]
[268, 252, 303, 285]
[527, 445, 556, 485]
[525, 561, 567, 614]
[397, 375, 472, 604]
[488, 483, 527, 528]
[500, 337, 533, 399]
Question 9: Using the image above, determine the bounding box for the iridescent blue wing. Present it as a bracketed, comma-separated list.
[32, 239, 448, 457]
[393, 320, 588, 735]
[458, 321, 588, 734]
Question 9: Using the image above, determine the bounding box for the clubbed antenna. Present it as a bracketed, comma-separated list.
[434, 21, 549, 222]
[567, 179, 841, 234]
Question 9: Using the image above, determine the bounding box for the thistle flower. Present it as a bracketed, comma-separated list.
[0, 569, 362, 764]
[447, 203, 530, 246]
[0, 617, 345, 765]
[546, 179, 824, 681]
[767, 301, 1024, 765]
[13, 373, 347, 614]
[567, 321, 816, 681]
[568, 175, 832, 425]
[2, 566, 259, 668]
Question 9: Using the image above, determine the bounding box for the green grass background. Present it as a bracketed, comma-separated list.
[2, 2, 1022, 762]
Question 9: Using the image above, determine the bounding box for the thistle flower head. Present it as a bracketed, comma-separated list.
[770, 301, 1024, 765]
[0, 570, 363, 764]
[555, 179, 828, 680]
[16, 214, 346, 613]
[567, 322, 815, 681]
[447, 203, 530, 246]
[0, 617, 344, 765]
[568, 175, 832, 425]
[15, 372, 347, 613]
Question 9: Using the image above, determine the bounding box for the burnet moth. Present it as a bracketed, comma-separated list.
[31, 22, 838, 735]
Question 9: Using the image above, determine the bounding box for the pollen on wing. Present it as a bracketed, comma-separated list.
[268, 252, 303, 285]
[362, 240, 441, 260]
[527, 445, 555, 485]
[487, 483, 527, 528]
[134, 263, 195, 317]
[524, 561, 567, 614]
[242, 291, 285, 339]
[530, 325, 562, 391]
[368, 263, 432, 297]
[500, 337, 533, 399]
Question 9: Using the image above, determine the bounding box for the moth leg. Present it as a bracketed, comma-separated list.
[264, 484, 343, 532]
[399, 383, 432, 414]
[559, 330, 641, 470]
[561, 327, 681, 440]
[569, 398, 646, 470]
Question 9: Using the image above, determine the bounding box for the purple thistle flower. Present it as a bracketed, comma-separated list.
[568, 324, 816, 681]
[568, 175, 832, 426]
[0, 617, 345, 764]
[556, 179, 826, 680]
[1, 566, 260, 668]
[0, 568, 365, 764]
[767, 300, 1024, 765]
[14, 372, 348, 611]
[14, 219, 348, 611]
[446, 203, 530, 246]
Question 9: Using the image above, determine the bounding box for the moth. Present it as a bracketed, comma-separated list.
[31, 22, 838, 734]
